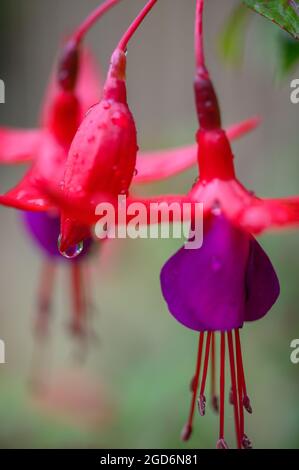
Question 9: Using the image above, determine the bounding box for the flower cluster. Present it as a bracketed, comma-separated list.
[1, 0, 299, 449]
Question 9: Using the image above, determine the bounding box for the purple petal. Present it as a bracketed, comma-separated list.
[245, 238, 280, 321]
[160, 216, 250, 332]
[22, 211, 93, 260]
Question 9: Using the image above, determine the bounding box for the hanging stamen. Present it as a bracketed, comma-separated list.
[234, 329, 253, 449]
[82, 262, 99, 343]
[35, 260, 56, 338]
[227, 331, 242, 449]
[235, 329, 252, 414]
[70, 262, 86, 337]
[198, 331, 212, 416]
[216, 332, 228, 449]
[210, 332, 218, 412]
[181, 332, 205, 441]
[30, 261, 56, 391]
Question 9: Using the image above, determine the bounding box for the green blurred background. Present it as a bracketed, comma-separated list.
[0, 0, 299, 449]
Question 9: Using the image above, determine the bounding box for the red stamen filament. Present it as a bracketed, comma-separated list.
[227, 331, 242, 449]
[216, 332, 229, 449]
[182, 332, 204, 441]
[72, 0, 123, 44]
[210, 332, 218, 412]
[235, 329, 252, 414]
[219, 332, 225, 440]
[235, 329, 253, 449]
[118, 0, 158, 52]
[198, 331, 212, 416]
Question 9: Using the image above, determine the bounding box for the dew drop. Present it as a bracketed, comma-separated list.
[58, 235, 84, 259]
[103, 102, 111, 110]
[134, 168, 138, 176]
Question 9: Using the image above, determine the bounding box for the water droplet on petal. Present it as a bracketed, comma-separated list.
[134, 168, 138, 177]
[87, 135, 95, 143]
[58, 235, 84, 259]
[103, 102, 111, 110]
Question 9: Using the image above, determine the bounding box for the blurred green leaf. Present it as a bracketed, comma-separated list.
[243, 0, 299, 39]
[278, 30, 299, 76]
[219, 4, 250, 66]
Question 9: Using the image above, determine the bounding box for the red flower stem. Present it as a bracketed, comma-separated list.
[194, 0, 221, 130]
[195, 0, 206, 71]
[219, 332, 226, 440]
[118, 0, 158, 52]
[72, 0, 123, 44]
[227, 331, 242, 449]
[210, 332, 218, 408]
[199, 331, 211, 396]
[187, 332, 205, 428]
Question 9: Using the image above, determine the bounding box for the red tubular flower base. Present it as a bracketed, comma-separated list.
[182, 329, 253, 449]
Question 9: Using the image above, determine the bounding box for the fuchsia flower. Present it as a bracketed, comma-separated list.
[31, 1, 261, 256]
[0, 0, 125, 338]
[1, 0, 297, 449]
[0, 43, 100, 337]
[159, 0, 299, 449]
